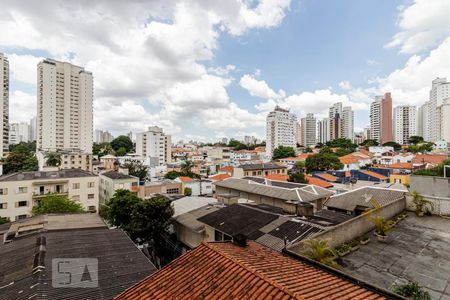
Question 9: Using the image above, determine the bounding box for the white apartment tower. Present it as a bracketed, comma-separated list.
[37, 59, 93, 153]
[29, 116, 37, 141]
[0, 53, 9, 157]
[266, 106, 297, 158]
[9, 122, 31, 144]
[370, 96, 382, 143]
[342, 106, 354, 140]
[432, 78, 450, 142]
[300, 113, 316, 148]
[317, 118, 330, 144]
[136, 126, 172, 166]
[393, 105, 416, 144]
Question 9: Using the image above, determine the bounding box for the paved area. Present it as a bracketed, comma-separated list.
[342, 212, 450, 300]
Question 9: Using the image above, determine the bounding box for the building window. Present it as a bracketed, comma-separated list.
[72, 195, 80, 201]
[166, 188, 179, 194]
[0, 188, 7, 195]
[17, 201, 28, 207]
[0, 203, 7, 209]
[73, 183, 80, 189]
[17, 187, 27, 194]
[16, 214, 27, 221]
[88, 194, 95, 199]
[87, 182, 95, 188]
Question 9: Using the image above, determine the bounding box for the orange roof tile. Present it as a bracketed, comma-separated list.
[375, 163, 413, 169]
[178, 176, 194, 182]
[264, 173, 289, 181]
[306, 175, 333, 188]
[413, 154, 447, 165]
[315, 173, 338, 182]
[115, 241, 386, 300]
[209, 174, 231, 181]
[362, 170, 388, 180]
[219, 166, 234, 172]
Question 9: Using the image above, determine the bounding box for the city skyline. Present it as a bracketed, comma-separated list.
[1, 0, 450, 142]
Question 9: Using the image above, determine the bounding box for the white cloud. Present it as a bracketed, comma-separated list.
[239, 74, 285, 99]
[339, 80, 351, 90]
[386, 0, 450, 54]
[9, 91, 36, 123]
[0, 0, 292, 139]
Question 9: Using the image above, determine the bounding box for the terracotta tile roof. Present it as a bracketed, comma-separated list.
[264, 173, 289, 181]
[306, 175, 333, 188]
[361, 170, 388, 180]
[115, 241, 386, 300]
[413, 154, 447, 165]
[209, 173, 231, 181]
[219, 166, 234, 172]
[315, 173, 338, 182]
[178, 176, 194, 182]
[375, 163, 413, 170]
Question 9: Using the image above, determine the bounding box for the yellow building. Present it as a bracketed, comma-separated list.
[390, 173, 410, 185]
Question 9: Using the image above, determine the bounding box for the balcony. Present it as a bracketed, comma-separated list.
[32, 190, 69, 199]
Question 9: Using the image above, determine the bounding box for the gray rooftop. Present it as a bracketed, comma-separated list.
[215, 178, 333, 203]
[238, 162, 286, 171]
[325, 186, 405, 212]
[0, 169, 96, 182]
[172, 196, 218, 217]
[100, 170, 137, 180]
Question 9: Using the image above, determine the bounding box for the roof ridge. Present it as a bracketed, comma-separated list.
[204, 242, 304, 300]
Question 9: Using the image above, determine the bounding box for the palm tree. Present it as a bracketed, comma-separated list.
[300, 238, 339, 268]
[369, 215, 394, 241]
[45, 152, 61, 167]
[181, 156, 194, 175]
[411, 191, 433, 216]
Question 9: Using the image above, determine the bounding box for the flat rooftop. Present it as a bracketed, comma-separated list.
[341, 212, 450, 299]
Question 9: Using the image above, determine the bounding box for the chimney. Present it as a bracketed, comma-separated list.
[297, 203, 314, 217]
[232, 233, 248, 247]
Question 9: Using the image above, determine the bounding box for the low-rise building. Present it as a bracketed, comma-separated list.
[233, 162, 287, 178]
[138, 180, 184, 199]
[0, 169, 99, 221]
[37, 149, 93, 172]
[175, 177, 214, 196]
[99, 170, 139, 205]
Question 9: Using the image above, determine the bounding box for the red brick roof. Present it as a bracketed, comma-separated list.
[115, 241, 386, 300]
[413, 154, 447, 165]
[178, 176, 193, 182]
[306, 175, 333, 188]
[219, 166, 234, 172]
[362, 170, 388, 180]
[209, 174, 231, 181]
[315, 173, 338, 182]
[375, 163, 413, 170]
[264, 173, 289, 181]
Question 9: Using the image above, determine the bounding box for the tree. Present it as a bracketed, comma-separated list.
[122, 161, 148, 181]
[303, 147, 313, 153]
[124, 195, 174, 243]
[165, 170, 183, 180]
[2, 151, 38, 174]
[392, 282, 431, 300]
[184, 187, 192, 196]
[32, 194, 84, 215]
[334, 148, 353, 157]
[408, 136, 424, 145]
[272, 146, 296, 160]
[319, 146, 333, 154]
[288, 172, 308, 184]
[9, 141, 36, 153]
[305, 153, 343, 173]
[111, 135, 133, 153]
[181, 157, 195, 174]
[383, 141, 402, 151]
[105, 189, 142, 227]
[116, 147, 127, 156]
[93, 142, 113, 157]
[360, 139, 379, 147]
[228, 139, 248, 150]
[326, 138, 357, 150]
[411, 191, 433, 216]
[0, 216, 9, 225]
[369, 215, 394, 236]
[45, 152, 62, 166]
[409, 142, 434, 153]
[300, 239, 339, 268]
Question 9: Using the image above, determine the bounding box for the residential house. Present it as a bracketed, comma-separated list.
[413, 154, 448, 169]
[233, 162, 287, 178]
[99, 170, 139, 205]
[138, 180, 183, 199]
[277, 153, 314, 165]
[175, 177, 213, 196]
[115, 240, 397, 300]
[37, 149, 93, 172]
[339, 151, 373, 171]
[214, 177, 333, 214]
[0, 169, 98, 221]
[0, 214, 157, 299]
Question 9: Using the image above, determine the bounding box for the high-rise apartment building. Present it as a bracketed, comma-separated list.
[300, 113, 316, 148]
[9, 122, 31, 144]
[393, 105, 416, 144]
[265, 106, 297, 158]
[370, 93, 393, 144]
[0, 53, 9, 157]
[136, 126, 172, 166]
[342, 106, 354, 140]
[296, 122, 302, 146]
[363, 127, 371, 140]
[329, 102, 342, 140]
[37, 59, 93, 153]
[94, 129, 113, 144]
[29, 116, 37, 141]
[317, 118, 329, 144]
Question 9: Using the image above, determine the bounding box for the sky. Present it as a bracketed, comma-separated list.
[1, 0, 450, 142]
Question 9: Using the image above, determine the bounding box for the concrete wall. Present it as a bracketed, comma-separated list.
[288, 197, 406, 251]
[410, 175, 450, 215]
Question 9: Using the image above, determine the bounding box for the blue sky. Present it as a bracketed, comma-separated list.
[2, 0, 450, 142]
